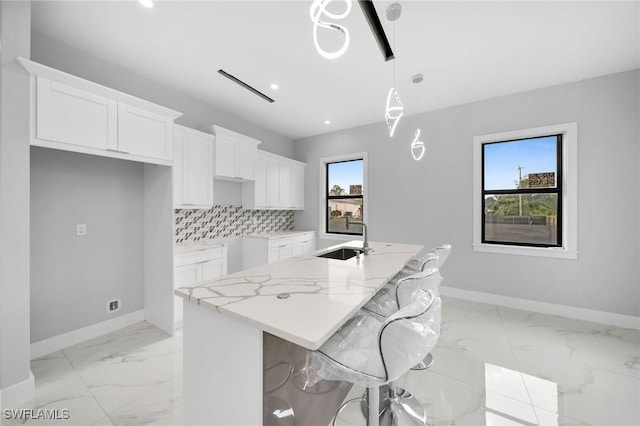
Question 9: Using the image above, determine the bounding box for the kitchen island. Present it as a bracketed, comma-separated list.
[175, 240, 423, 425]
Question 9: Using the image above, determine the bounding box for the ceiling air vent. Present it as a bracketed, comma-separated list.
[217, 69, 275, 103]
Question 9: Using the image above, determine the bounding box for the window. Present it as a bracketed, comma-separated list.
[483, 135, 562, 247]
[473, 123, 578, 259]
[320, 153, 368, 239]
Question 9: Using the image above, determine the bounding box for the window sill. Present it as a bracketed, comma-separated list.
[319, 232, 364, 242]
[473, 243, 578, 259]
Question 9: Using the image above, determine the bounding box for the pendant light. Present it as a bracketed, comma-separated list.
[384, 3, 403, 138]
[310, 0, 352, 60]
[411, 73, 426, 161]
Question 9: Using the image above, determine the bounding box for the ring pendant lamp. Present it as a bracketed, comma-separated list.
[310, 0, 352, 60]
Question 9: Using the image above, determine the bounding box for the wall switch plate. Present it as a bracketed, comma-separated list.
[76, 224, 87, 236]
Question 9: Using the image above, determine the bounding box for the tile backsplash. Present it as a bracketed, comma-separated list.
[174, 206, 294, 244]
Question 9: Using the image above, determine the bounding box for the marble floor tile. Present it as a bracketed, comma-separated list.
[108, 375, 183, 426]
[429, 335, 526, 402]
[514, 347, 640, 426]
[404, 370, 488, 426]
[1, 352, 108, 426]
[62, 322, 168, 370]
[4, 298, 638, 426]
[441, 298, 511, 346]
[77, 332, 183, 414]
[577, 320, 640, 378]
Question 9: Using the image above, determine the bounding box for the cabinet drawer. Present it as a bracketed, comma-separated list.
[175, 247, 225, 267]
[267, 237, 293, 249]
[291, 233, 314, 244]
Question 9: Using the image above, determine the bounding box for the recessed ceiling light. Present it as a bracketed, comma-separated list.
[324, 120, 331, 125]
[139, 0, 153, 8]
[270, 83, 279, 90]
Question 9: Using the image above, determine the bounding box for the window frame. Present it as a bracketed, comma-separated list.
[473, 123, 578, 259]
[319, 152, 368, 241]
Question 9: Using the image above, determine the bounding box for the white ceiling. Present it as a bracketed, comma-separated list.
[31, 1, 639, 140]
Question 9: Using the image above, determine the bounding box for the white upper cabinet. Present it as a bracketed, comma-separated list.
[36, 77, 118, 150]
[208, 125, 261, 181]
[173, 125, 214, 209]
[242, 150, 306, 210]
[20, 58, 181, 166]
[291, 163, 305, 210]
[117, 103, 173, 161]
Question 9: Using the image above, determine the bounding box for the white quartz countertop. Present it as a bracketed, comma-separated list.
[243, 230, 315, 239]
[175, 240, 422, 350]
[174, 240, 225, 254]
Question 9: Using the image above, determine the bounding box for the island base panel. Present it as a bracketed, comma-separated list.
[183, 302, 263, 426]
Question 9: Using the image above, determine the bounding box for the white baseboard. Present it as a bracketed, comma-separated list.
[0, 372, 34, 410]
[439, 286, 640, 330]
[30, 310, 145, 359]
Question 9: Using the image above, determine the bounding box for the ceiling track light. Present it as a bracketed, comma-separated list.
[310, 0, 352, 60]
[217, 70, 275, 103]
[138, 0, 153, 8]
[358, 0, 395, 61]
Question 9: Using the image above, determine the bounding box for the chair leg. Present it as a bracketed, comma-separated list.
[380, 382, 427, 426]
[367, 386, 380, 426]
[292, 351, 340, 393]
[264, 395, 295, 426]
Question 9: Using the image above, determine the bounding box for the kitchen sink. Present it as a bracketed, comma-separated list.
[316, 247, 361, 260]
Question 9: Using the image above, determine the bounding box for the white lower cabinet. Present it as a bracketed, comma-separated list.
[243, 232, 316, 269]
[174, 246, 227, 328]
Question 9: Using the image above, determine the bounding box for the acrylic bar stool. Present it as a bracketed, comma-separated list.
[310, 289, 442, 426]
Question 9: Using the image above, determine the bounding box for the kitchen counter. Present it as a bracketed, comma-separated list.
[173, 240, 225, 254]
[175, 240, 422, 350]
[243, 229, 315, 239]
[177, 240, 422, 426]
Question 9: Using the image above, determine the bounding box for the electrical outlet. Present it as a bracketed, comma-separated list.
[76, 224, 87, 236]
[107, 299, 120, 313]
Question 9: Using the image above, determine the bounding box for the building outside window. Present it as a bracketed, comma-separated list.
[473, 123, 578, 259]
[320, 153, 367, 239]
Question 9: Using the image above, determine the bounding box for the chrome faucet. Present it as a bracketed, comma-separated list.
[345, 216, 370, 255]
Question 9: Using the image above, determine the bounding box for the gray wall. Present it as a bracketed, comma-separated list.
[30, 148, 145, 342]
[0, 0, 32, 401]
[294, 69, 640, 317]
[30, 32, 295, 158]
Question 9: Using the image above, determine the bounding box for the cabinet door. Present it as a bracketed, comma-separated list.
[185, 131, 213, 206]
[199, 259, 224, 282]
[302, 240, 315, 255]
[291, 164, 305, 210]
[267, 160, 280, 207]
[214, 133, 238, 178]
[172, 127, 187, 206]
[236, 141, 256, 180]
[36, 77, 117, 150]
[174, 263, 199, 325]
[267, 247, 280, 264]
[118, 103, 171, 160]
[253, 155, 268, 208]
[291, 242, 303, 258]
[279, 163, 292, 208]
[279, 245, 294, 261]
